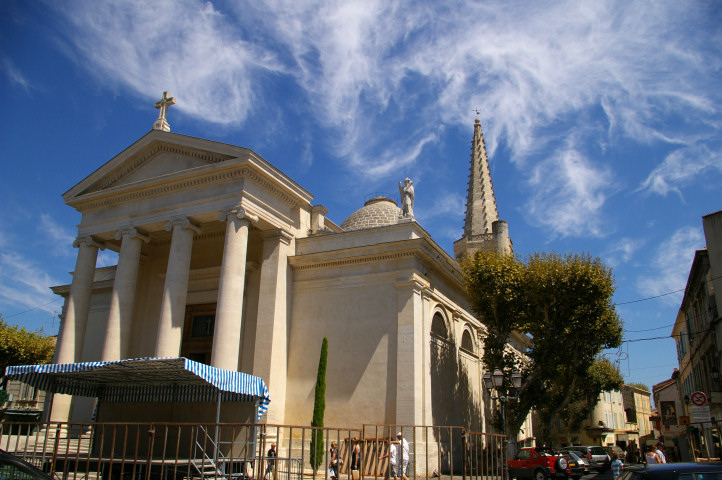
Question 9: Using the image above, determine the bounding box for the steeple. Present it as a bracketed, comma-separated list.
[453, 117, 511, 260]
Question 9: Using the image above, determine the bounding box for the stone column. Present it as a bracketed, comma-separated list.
[55, 236, 104, 365]
[212, 207, 258, 370]
[101, 227, 150, 361]
[253, 229, 293, 424]
[51, 235, 104, 424]
[155, 218, 201, 358]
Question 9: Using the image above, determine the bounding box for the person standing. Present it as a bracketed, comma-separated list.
[656, 442, 667, 463]
[645, 446, 661, 464]
[611, 453, 623, 479]
[264, 443, 277, 480]
[379, 438, 399, 480]
[351, 439, 363, 480]
[396, 432, 409, 480]
[330, 441, 339, 480]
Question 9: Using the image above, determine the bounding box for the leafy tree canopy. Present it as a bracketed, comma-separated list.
[0, 317, 56, 375]
[463, 250, 623, 445]
[627, 382, 650, 392]
[561, 357, 624, 433]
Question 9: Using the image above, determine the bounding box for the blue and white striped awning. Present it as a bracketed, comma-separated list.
[3, 357, 270, 420]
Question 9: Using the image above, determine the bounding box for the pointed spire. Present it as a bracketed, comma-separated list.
[464, 118, 499, 237]
[454, 116, 511, 259]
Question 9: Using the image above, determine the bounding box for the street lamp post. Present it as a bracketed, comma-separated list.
[483, 369, 522, 479]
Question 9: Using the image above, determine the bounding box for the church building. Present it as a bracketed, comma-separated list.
[50, 93, 525, 431]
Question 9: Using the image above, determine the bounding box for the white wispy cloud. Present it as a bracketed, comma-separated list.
[636, 227, 704, 305]
[604, 237, 645, 268]
[50, 0, 286, 126]
[48, 0, 722, 239]
[639, 146, 722, 198]
[0, 252, 60, 314]
[38, 214, 75, 257]
[416, 191, 466, 233]
[524, 145, 614, 238]
[2, 57, 33, 94]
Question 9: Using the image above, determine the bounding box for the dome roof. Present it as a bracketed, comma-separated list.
[340, 197, 401, 231]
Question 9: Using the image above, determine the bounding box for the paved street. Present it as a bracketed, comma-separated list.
[581, 469, 615, 480]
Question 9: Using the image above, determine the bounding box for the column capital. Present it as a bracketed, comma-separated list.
[114, 227, 151, 243]
[261, 229, 294, 245]
[219, 206, 259, 224]
[396, 273, 430, 294]
[72, 235, 105, 250]
[165, 217, 202, 235]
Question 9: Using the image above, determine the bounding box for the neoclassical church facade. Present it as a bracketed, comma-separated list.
[50, 94, 526, 431]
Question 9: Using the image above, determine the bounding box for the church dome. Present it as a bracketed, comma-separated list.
[341, 196, 401, 231]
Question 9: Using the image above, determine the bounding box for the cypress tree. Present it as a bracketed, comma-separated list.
[310, 337, 328, 472]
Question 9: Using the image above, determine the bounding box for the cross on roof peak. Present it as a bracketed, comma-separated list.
[153, 91, 176, 132]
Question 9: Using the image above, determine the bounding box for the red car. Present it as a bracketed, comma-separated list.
[508, 446, 571, 480]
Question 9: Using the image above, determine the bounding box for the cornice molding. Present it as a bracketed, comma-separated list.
[290, 251, 415, 271]
[75, 166, 298, 212]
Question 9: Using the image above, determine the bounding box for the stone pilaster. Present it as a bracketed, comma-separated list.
[212, 207, 258, 370]
[395, 275, 428, 427]
[101, 227, 150, 361]
[155, 218, 201, 357]
[253, 229, 293, 424]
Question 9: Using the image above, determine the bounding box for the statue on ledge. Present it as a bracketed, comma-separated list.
[398, 177, 414, 218]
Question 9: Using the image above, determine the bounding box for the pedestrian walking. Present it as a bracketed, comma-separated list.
[611, 453, 623, 479]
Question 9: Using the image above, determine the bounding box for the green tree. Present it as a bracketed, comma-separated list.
[627, 382, 650, 392]
[463, 250, 623, 447]
[559, 357, 624, 434]
[310, 337, 328, 473]
[0, 317, 55, 374]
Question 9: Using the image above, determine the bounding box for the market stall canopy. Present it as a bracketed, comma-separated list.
[3, 357, 270, 420]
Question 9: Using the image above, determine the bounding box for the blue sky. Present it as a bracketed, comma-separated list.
[1, 0, 721, 391]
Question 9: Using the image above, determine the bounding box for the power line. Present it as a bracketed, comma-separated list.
[624, 323, 718, 343]
[624, 323, 675, 333]
[614, 288, 685, 306]
[623, 336, 675, 343]
[614, 274, 722, 306]
[4, 298, 62, 319]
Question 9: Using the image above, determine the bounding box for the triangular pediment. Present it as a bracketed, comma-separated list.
[64, 131, 247, 201]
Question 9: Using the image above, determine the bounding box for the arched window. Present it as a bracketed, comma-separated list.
[461, 329, 474, 353]
[431, 312, 448, 339]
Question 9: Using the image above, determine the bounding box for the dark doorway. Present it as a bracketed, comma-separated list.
[181, 303, 216, 365]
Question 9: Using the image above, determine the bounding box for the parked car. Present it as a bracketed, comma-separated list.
[564, 450, 590, 475]
[0, 449, 53, 480]
[559, 451, 586, 480]
[618, 462, 722, 480]
[561, 445, 611, 471]
[508, 446, 570, 480]
[604, 445, 627, 461]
